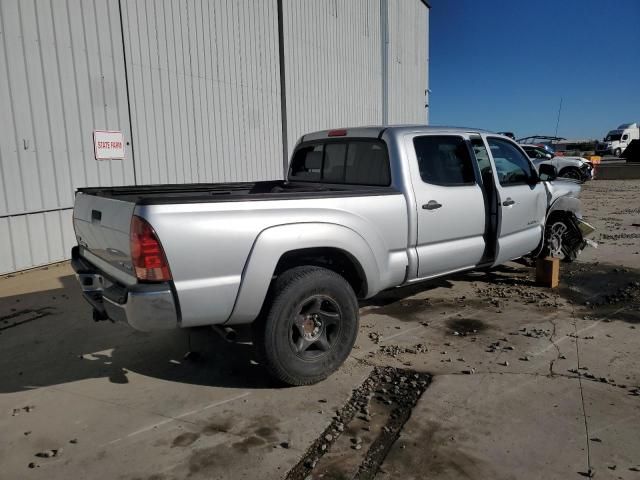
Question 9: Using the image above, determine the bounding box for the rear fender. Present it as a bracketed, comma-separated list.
[225, 223, 380, 325]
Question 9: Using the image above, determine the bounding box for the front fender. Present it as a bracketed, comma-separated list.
[548, 196, 582, 219]
[225, 223, 381, 325]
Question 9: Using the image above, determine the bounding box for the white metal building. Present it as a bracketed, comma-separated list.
[0, 0, 429, 275]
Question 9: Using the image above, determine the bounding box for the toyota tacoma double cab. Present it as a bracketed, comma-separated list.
[72, 126, 592, 385]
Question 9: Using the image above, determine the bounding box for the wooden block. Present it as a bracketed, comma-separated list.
[536, 257, 560, 288]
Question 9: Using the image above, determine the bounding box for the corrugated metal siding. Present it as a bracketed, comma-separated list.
[282, 0, 383, 156]
[121, 0, 283, 185]
[425, 6, 430, 124]
[0, 210, 76, 274]
[0, 0, 428, 275]
[0, 0, 134, 274]
[387, 0, 427, 124]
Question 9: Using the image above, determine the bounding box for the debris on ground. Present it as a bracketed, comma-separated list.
[12, 405, 35, 416]
[285, 366, 430, 480]
[378, 343, 428, 358]
[368, 332, 382, 344]
[35, 448, 62, 458]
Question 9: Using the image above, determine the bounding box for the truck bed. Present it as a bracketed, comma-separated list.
[77, 180, 398, 205]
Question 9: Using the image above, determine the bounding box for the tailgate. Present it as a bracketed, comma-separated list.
[73, 192, 137, 283]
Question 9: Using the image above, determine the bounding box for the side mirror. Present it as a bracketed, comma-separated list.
[538, 164, 557, 181]
[545, 153, 553, 159]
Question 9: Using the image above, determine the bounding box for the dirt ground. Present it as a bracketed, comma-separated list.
[1, 179, 639, 480]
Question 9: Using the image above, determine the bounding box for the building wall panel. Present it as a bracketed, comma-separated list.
[0, 0, 428, 275]
[121, 0, 283, 185]
[0, 217, 13, 274]
[282, 0, 383, 156]
[0, 0, 134, 273]
[387, 0, 428, 124]
[0, 209, 75, 275]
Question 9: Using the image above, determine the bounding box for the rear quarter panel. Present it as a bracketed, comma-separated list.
[137, 193, 409, 327]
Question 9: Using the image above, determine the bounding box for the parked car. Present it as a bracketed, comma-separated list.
[497, 131, 516, 140]
[596, 123, 640, 157]
[520, 144, 593, 182]
[72, 127, 592, 385]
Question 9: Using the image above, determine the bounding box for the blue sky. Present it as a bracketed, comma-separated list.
[428, 0, 640, 140]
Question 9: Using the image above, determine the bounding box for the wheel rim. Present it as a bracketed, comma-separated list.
[289, 295, 341, 359]
[547, 221, 568, 257]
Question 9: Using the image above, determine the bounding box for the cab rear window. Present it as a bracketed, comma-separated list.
[289, 140, 391, 186]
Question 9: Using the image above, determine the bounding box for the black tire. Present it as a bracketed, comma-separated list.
[253, 266, 359, 386]
[558, 167, 583, 182]
[614, 148, 622, 157]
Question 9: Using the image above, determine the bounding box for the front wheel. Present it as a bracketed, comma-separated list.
[253, 266, 359, 386]
[614, 148, 622, 157]
[558, 167, 584, 182]
[541, 217, 580, 262]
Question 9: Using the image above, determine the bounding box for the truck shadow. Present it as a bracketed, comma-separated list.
[560, 261, 640, 324]
[1, 261, 637, 394]
[0, 274, 274, 394]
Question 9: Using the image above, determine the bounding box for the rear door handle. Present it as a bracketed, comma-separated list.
[422, 200, 442, 210]
[502, 198, 515, 207]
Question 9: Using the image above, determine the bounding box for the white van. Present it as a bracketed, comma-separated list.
[597, 123, 640, 157]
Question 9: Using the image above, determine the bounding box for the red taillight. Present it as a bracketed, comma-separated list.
[328, 129, 347, 137]
[130, 216, 171, 282]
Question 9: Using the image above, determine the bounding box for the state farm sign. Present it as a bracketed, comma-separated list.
[94, 130, 125, 160]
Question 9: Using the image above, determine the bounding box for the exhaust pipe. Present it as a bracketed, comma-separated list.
[212, 325, 238, 342]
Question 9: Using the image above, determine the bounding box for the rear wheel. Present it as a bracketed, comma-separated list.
[253, 266, 359, 386]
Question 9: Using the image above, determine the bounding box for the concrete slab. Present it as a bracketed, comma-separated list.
[376, 373, 588, 480]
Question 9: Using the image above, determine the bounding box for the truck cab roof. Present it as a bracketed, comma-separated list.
[300, 125, 497, 143]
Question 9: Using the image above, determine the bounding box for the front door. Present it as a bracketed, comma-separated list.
[485, 136, 547, 264]
[408, 134, 487, 279]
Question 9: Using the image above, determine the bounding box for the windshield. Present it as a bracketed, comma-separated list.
[605, 133, 622, 142]
[534, 147, 550, 157]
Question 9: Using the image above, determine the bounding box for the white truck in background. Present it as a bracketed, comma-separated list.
[597, 123, 640, 157]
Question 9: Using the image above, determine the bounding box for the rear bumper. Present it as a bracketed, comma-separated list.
[71, 246, 179, 331]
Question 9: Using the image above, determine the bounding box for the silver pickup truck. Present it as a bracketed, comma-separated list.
[72, 126, 590, 385]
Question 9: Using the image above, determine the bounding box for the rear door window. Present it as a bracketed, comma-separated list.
[413, 135, 476, 186]
[289, 140, 390, 186]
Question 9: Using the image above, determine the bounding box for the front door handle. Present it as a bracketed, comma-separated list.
[502, 198, 515, 207]
[422, 200, 442, 210]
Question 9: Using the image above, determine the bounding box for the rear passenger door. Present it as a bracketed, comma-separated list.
[408, 135, 487, 278]
[485, 137, 547, 264]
